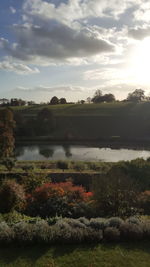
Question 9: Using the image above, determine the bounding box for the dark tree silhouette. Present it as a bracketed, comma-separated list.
[127, 89, 145, 102]
[50, 96, 59, 105]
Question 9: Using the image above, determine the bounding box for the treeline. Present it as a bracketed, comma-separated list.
[1, 88, 150, 107]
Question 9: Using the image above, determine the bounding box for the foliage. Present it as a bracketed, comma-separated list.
[0, 180, 26, 213]
[0, 216, 148, 245]
[104, 227, 120, 241]
[127, 89, 145, 102]
[92, 90, 115, 103]
[50, 96, 59, 105]
[22, 164, 35, 172]
[26, 181, 92, 218]
[1, 157, 16, 171]
[57, 160, 69, 171]
[73, 162, 86, 172]
[0, 108, 15, 159]
[0, 222, 14, 244]
[92, 166, 140, 217]
[20, 172, 50, 193]
[119, 222, 143, 240]
[139, 191, 150, 215]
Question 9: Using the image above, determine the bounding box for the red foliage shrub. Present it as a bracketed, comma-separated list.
[26, 181, 93, 218]
[28, 181, 92, 203]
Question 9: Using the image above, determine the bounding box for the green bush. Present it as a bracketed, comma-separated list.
[107, 217, 124, 228]
[119, 222, 143, 241]
[126, 217, 141, 225]
[0, 180, 25, 213]
[33, 220, 50, 243]
[0, 222, 14, 244]
[104, 227, 120, 241]
[57, 161, 69, 171]
[89, 218, 108, 230]
[142, 222, 150, 238]
[73, 162, 86, 172]
[13, 222, 34, 244]
[22, 165, 35, 172]
[20, 172, 50, 193]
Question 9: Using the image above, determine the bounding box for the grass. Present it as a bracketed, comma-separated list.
[0, 242, 149, 267]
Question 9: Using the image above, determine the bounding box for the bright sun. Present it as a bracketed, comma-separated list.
[131, 37, 150, 84]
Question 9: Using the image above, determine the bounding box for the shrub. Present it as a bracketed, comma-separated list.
[107, 217, 124, 228]
[89, 218, 108, 230]
[64, 218, 86, 229]
[142, 222, 150, 238]
[1, 158, 16, 171]
[57, 161, 69, 171]
[92, 167, 140, 217]
[1, 211, 33, 224]
[13, 222, 34, 243]
[22, 165, 35, 172]
[26, 181, 90, 218]
[126, 217, 141, 225]
[46, 216, 61, 226]
[73, 162, 86, 172]
[20, 172, 50, 193]
[119, 222, 143, 240]
[83, 228, 103, 243]
[139, 191, 150, 215]
[104, 227, 120, 241]
[78, 217, 90, 226]
[33, 220, 51, 243]
[0, 222, 14, 244]
[0, 180, 25, 213]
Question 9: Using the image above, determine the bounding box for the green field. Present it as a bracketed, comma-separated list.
[10, 101, 150, 116]
[0, 242, 149, 267]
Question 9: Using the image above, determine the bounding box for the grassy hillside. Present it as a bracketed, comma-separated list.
[11, 101, 150, 116]
[7, 102, 150, 141]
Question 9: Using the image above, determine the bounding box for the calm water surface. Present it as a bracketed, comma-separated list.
[15, 144, 150, 162]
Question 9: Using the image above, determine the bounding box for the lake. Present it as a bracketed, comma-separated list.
[15, 144, 150, 162]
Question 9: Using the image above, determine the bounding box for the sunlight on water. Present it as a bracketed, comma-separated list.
[16, 145, 150, 162]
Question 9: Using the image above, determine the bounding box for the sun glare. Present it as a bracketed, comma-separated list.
[130, 37, 150, 84]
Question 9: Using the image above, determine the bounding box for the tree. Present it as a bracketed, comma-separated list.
[87, 97, 91, 103]
[127, 89, 145, 102]
[102, 93, 115, 102]
[60, 98, 67, 104]
[50, 96, 59, 105]
[92, 89, 103, 103]
[0, 108, 15, 159]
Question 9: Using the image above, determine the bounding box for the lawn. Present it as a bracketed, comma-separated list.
[0, 242, 149, 267]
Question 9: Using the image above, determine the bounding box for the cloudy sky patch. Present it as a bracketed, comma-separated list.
[1, 0, 150, 102]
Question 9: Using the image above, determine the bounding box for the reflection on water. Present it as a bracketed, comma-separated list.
[15, 144, 150, 162]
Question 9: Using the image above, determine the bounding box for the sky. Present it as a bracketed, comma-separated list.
[1, 0, 150, 102]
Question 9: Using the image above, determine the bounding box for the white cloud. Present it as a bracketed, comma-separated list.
[23, 0, 142, 26]
[1, 23, 115, 64]
[0, 60, 39, 74]
[14, 85, 84, 93]
[134, 2, 150, 22]
[10, 6, 16, 14]
[128, 26, 150, 40]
